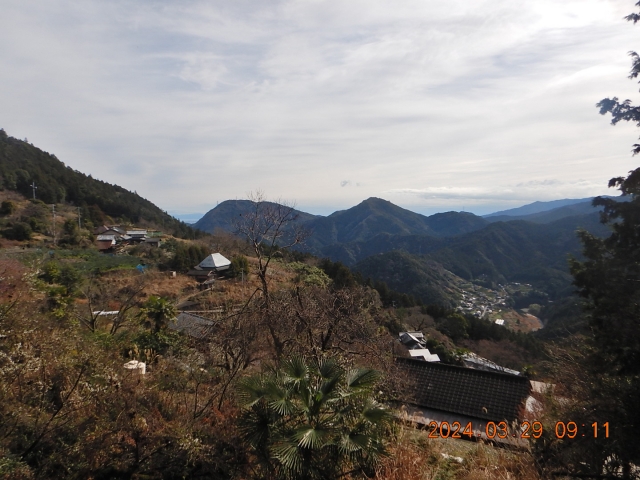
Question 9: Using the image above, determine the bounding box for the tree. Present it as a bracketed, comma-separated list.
[234, 191, 309, 309]
[229, 254, 250, 278]
[139, 295, 176, 333]
[234, 192, 310, 358]
[550, 3, 640, 477]
[237, 356, 390, 480]
[0, 200, 16, 215]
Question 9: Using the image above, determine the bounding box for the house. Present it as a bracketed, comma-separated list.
[197, 253, 231, 272]
[395, 357, 531, 446]
[144, 237, 162, 247]
[398, 332, 440, 362]
[96, 234, 116, 251]
[126, 230, 148, 243]
[461, 352, 521, 376]
[94, 226, 125, 238]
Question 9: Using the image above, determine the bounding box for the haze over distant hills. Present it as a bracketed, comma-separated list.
[483, 198, 596, 218]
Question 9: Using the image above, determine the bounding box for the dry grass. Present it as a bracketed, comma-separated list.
[375, 425, 541, 480]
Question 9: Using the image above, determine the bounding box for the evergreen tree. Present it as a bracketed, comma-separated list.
[237, 356, 389, 480]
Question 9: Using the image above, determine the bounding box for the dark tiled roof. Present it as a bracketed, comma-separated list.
[169, 313, 217, 339]
[396, 357, 530, 423]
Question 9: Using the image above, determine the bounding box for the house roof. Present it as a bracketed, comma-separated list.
[408, 349, 440, 362]
[461, 352, 521, 376]
[169, 312, 217, 339]
[96, 234, 116, 241]
[395, 357, 530, 423]
[198, 253, 231, 270]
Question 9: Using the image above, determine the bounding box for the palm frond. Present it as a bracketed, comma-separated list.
[346, 368, 380, 391]
[318, 357, 342, 379]
[292, 425, 331, 449]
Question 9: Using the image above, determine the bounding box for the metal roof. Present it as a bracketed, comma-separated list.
[169, 312, 217, 339]
[198, 253, 231, 270]
[395, 357, 530, 423]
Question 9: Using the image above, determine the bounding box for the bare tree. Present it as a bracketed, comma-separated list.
[233, 191, 310, 359]
[234, 191, 309, 308]
[78, 273, 147, 334]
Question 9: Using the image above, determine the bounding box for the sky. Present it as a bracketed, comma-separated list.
[2, 0, 640, 220]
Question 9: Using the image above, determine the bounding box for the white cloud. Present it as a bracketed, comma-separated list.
[1, 0, 638, 216]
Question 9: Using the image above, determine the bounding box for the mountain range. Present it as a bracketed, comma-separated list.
[1, 129, 616, 311]
[194, 195, 613, 306]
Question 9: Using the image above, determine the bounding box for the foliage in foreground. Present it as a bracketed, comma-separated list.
[238, 356, 391, 479]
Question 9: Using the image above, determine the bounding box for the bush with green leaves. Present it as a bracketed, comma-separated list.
[0, 200, 16, 215]
[2, 221, 32, 240]
[288, 262, 331, 287]
[237, 356, 390, 480]
[229, 254, 250, 278]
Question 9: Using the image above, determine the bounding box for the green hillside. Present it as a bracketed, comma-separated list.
[0, 129, 199, 237]
[353, 250, 462, 307]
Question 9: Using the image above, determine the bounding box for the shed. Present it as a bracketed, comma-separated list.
[96, 234, 116, 251]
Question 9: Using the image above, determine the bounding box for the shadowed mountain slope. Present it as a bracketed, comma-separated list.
[353, 250, 463, 307]
[194, 196, 489, 251]
[0, 130, 196, 237]
[300, 197, 488, 251]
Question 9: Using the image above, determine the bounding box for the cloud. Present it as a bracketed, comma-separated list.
[387, 178, 607, 203]
[0, 0, 636, 214]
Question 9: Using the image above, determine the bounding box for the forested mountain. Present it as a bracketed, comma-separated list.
[195, 194, 611, 302]
[0, 130, 198, 237]
[303, 197, 488, 251]
[195, 196, 489, 250]
[194, 199, 318, 234]
[425, 214, 610, 296]
[325, 213, 610, 305]
[353, 250, 463, 307]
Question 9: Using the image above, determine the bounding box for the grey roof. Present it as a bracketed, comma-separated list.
[96, 234, 116, 241]
[461, 353, 521, 376]
[169, 312, 217, 339]
[395, 357, 530, 423]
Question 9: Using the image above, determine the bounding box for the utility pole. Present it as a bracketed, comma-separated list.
[31, 181, 37, 200]
[77, 207, 82, 229]
[51, 205, 56, 245]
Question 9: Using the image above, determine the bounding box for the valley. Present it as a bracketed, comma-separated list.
[0, 130, 633, 479]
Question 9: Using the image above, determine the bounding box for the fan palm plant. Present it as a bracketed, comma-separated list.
[237, 356, 390, 479]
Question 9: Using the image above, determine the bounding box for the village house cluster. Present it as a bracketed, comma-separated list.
[93, 225, 163, 251]
[457, 285, 508, 318]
